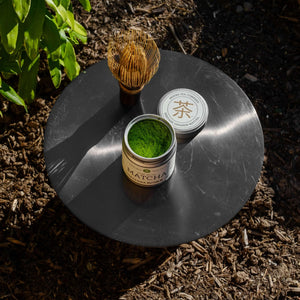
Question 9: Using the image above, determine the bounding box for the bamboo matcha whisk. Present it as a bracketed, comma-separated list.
[107, 28, 160, 106]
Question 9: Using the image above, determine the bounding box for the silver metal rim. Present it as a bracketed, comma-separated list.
[158, 88, 209, 137]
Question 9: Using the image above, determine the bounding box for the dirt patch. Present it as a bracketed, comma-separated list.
[0, 0, 299, 299]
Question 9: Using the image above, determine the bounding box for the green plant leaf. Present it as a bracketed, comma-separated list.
[0, 44, 8, 59]
[48, 56, 61, 88]
[55, 14, 63, 27]
[68, 32, 80, 45]
[69, 28, 87, 44]
[57, 4, 70, 26]
[42, 15, 62, 60]
[0, 110, 3, 118]
[45, 0, 63, 21]
[75, 60, 80, 74]
[0, 59, 21, 74]
[0, 80, 28, 112]
[12, 0, 31, 22]
[18, 54, 40, 104]
[73, 20, 87, 43]
[79, 0, 91, 12]
[45, 0, 73, 28]
[64, 40, 79, 80]
[59, 28, 68, 42]
[45, 0, 57, 12]
[1, 72, 13, 80]
[23, 0, 45, 60]
[0, 1, 19, 54]
[60, 0, 71, 10]
[66, 9, 75, 30]
[58, 28, 68, 56]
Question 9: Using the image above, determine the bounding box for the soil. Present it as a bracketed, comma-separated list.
[0, 0, 299, 299]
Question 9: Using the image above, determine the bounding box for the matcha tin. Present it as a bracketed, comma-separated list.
[122, 114, 176, 187]
[158, 88, 209, 141]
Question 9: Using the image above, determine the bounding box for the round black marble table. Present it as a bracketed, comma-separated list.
[44, 50, 264, 247]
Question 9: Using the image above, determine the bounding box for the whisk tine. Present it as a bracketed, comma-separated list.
[107, 28, 160, 91]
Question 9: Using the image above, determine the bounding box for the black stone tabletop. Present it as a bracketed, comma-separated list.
[44, 50, 264, 247]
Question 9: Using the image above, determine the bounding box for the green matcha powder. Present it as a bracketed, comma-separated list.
[128, 119, 172, 158]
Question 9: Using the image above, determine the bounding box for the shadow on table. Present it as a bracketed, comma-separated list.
[0, 197, 173, 299]
[44, 94, 144, 198]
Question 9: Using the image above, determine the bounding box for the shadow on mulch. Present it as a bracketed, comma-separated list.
[0, 197, 173, 299]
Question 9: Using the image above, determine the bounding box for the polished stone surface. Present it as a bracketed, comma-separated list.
[44, 50, 264, 247]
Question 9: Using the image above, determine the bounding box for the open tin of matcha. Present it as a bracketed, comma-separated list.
[122, 114, 177, 187]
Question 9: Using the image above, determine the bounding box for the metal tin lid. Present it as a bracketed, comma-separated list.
[158, 88, 209, 140]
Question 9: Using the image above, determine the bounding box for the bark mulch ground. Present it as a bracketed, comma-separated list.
[0, 0, 299, 299]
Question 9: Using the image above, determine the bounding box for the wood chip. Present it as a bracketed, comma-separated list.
[222, 48, 228, 57]
[169, 23, 186, 54]
[164, 285, 171, 299]
[268, 274, 273, 288]
[191, 241, 207, 253]
[279, 16, 299, 22]
[11, 199, 18, 212]
[127, 256, 155, 271]
[211, 273, 223, 288]
[244, 73, 258, 82]
[178, 292, 194, 300]
[6, 237, 26, 247]
[243, 228, 249, 247]
[171, 286, 183, 294]
[274, 228, 292, 243]
[288, 287, 300, 293]
[0, 199, 9, 203]
[127, 2, 135, 14]
[122, 258, 143, 264]
[160, 254, 175, 267]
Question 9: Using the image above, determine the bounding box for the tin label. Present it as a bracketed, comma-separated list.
[122, 154, 175, 187]
[158, 88, 208, 134]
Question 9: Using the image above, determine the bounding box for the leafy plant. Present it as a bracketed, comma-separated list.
[0, 0, 91, 116]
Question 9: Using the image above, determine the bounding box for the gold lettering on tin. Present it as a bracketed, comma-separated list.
[172, 100, 194, 119]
